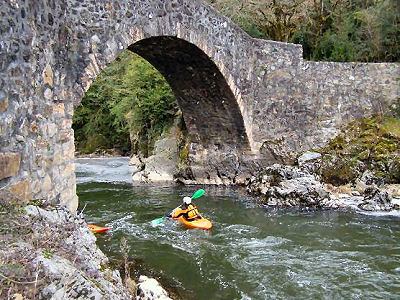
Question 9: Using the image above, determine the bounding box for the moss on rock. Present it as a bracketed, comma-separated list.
[317, 115, 400, 185]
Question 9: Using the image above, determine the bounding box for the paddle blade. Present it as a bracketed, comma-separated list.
[151, 217, 165, 227]
[191, 189, 205, 199]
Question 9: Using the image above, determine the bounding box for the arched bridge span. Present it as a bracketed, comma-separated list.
[0, 0, 398, 211]
[129, 36, 249, 149]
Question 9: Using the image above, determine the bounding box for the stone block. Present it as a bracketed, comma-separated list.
[53, 103, 65, 116]
[62, 140, 75, 160]
[36, 138, 50, 150]
[46, 122, 57, 138]
[53, 146, 64, 165]
[42, 64, 54, 86]
[61, 118, 72, 129]
[9, 179, 32, 203]
[58, 129, 71, 143]
[44, 88, 53, 100]
[60, 188, 78, 212]
[30, 122, 39, 133]
[61, 163, 75, 178]
[0, 90, 8, 112]
[31, 178, 42, 195]
[42, 174, 52, 193]
[0, 152, 21, 180]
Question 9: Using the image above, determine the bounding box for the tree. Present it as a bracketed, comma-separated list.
[208, 0, 399, 62]
[73, 51, 178, 155]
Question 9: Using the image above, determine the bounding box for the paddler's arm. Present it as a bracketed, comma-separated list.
[192, 205, 203, 219]
[169, 207, 187, 219]
[165, 206, 178, 218]
[165, 209, 176, 218]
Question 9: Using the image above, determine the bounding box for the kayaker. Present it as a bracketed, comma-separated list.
[167, 196, 202, 221]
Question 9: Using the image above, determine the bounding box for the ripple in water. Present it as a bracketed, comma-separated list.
[76, 158, 400, 300]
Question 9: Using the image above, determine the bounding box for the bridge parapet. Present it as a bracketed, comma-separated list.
[0, 0, 398, 210]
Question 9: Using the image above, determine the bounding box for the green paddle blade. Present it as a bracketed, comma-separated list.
[191, 189, 205, 199]
[151, 217, 165, 227]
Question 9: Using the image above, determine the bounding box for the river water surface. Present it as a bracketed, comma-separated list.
[76, 158, 400, 299]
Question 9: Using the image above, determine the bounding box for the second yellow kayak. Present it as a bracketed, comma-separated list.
[88, 224, 111, 233]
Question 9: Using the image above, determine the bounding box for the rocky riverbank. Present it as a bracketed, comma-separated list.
[245, 115, 400, 214]
[75, 113, 400, 216]
[246, 162, 400, 214]
[0, 200, 172, 299]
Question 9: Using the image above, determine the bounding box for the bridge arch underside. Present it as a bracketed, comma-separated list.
[128, 36, 250, 151]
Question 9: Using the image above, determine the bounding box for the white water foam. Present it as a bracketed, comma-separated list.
[75, 157, 134, 184]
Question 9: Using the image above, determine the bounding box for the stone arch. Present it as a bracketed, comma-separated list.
[1, 0, 262, 211]
[0, 0, 398, 211]
[71, 0, 259, 152]
[128, 36, 249, 149]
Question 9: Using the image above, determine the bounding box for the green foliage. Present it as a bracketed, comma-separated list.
[207, 0, 266, 38]
[43, 249, 53, 259]
[318, 116, 400, 185]
[308, 0, 399, 62]
[73, 51, 178, 156]
[121, 54, 178, 156]
[310, 15, 358, 62]
[208, 0, 399, 62]
[319, 155, 360, 186]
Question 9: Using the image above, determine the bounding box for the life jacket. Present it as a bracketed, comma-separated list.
[171, 204, 201, 221]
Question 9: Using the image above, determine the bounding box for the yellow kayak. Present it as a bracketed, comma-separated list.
[88, 224, 111, 233]
[175, 216, 212, 230]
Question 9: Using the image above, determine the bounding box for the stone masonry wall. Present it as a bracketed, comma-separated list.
[251, 56, 399, 162]
[0, 0, 398, 211]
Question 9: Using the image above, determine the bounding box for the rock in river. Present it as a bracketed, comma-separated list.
[358, 187, 398, 211]
[246, 164, 330, 208]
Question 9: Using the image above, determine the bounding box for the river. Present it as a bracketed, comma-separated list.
[76, 157, 400, 299]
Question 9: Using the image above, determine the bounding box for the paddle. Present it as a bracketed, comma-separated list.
[150, 189, 205, 226]
[191, 189, 205, 200]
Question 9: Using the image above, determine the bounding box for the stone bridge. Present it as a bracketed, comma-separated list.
[0, 0, 398, 211]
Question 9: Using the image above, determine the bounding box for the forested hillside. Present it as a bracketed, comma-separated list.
[72, 52, 178, 156]
[208, 0, 399, 62]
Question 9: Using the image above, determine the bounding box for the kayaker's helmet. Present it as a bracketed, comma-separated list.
[183, 197, 192, 205]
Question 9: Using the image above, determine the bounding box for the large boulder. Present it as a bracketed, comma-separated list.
[358, 187, 398, 211]
[297, 151, 322, 166]
[296, 151, 322, 174]
[246, 164, 330, 208]
[132, 126, 179, 183]
[1, 205, 172, 299]
[129, 155, 145, 176]
[0, 205, 132, 299]
[354, 170, 385, 192]
[136, 275, 172, 300]
[182, 143, 264, 185]
[258, 138, 297, 165]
